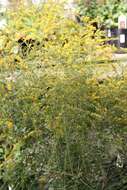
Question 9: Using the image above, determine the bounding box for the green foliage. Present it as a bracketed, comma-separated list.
[0, 1, 126, 190]
[77, 0, 99, 18]
[77, 0, 127, 28]
[98, 0, 127, 28]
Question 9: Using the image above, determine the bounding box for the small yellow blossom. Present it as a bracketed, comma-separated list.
[6, 83, 12, 91]
[7, 121, 13, 129]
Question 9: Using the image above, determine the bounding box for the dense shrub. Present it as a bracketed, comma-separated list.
[0, 1, 127, 190]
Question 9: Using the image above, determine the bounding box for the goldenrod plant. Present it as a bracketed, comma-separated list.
[0, 1, 126, 190]
[0, 1, 113, 66]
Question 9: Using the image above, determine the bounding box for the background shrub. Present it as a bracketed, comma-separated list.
[77, 0, 127, 28]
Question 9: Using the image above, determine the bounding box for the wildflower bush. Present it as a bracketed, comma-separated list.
[0, 1, 127, 190]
